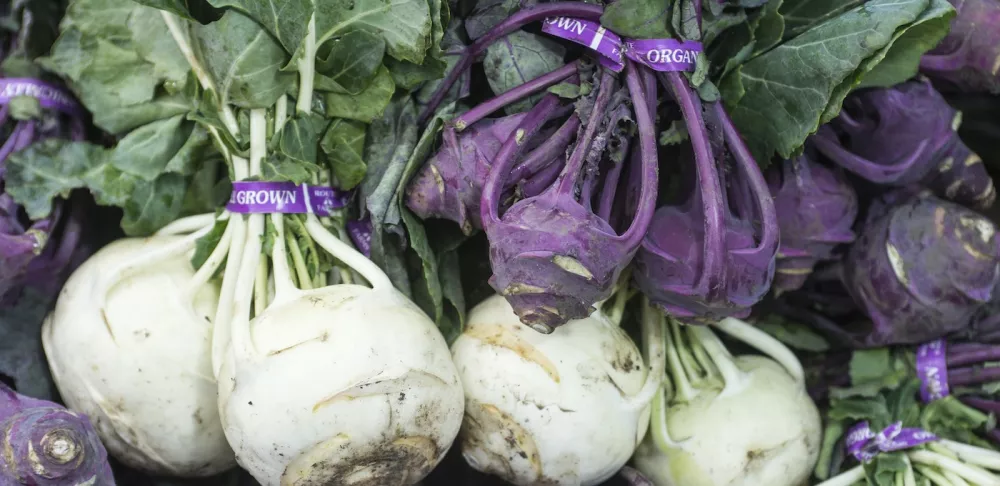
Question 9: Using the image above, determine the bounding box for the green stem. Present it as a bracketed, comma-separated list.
[270, 214, 297, 301]
[674, 323, 707, 386]
[287, 229, 313, 291]
[903, 454, 917, 486]
[942, 468, 971, 486]
[688, 328, 720, 387]
[815, 421, 846, 480]
[305, 215, 392, 291]
[186, 217, 234, 295]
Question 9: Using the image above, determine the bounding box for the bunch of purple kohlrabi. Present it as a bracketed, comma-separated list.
[767, 153, 858, 294]
[416, 3, 659, 332]
[921, 0, 1000, 94]
[810, 78, 996, 209]
[632, 71, 778, 324]
[405, 63, 581, 234]
[0, 2, 90, 305]
[842, 192, 1000, 347]
[0, 383, 114, 485]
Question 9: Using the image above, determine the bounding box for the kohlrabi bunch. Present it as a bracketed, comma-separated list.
[0, 0, 92, 305]
[450, 287, 664, 485]
[811, 78, 996, 209]
[842, 193, 1000, 347]
[814, 355, 1000, 486]
[767, 153, 858, 294]
[0, 383, 115, 485]
[33, 0, 466, 483]
[631, 317, 822, 486]
[415, 3, 659, 333]
[921, 0, 1000, 94]
[633, 75, 778, 324]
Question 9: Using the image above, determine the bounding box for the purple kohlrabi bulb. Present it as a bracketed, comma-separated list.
[405, 114, 528, 234]
[921, 0, 1000, 94]
[0, 384, 115, 485]
[767, 155, 858, 293]
[633, 73, 778, 324]
[843, 194, 1000, 347]
[811, 78, 996, 209]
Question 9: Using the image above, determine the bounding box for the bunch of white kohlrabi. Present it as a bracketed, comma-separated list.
[44, 5, 465, 485]
[451, 289, 665, 486]
[632, 317, 822, 486]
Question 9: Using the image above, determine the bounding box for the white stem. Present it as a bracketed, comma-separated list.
[915, 464, 956, 486]
[155, 213, 217, 236]
[159, 11, 240, 138]
[910, 450, 1000, 486]
[228, 111, 268, 364]
[814, 465, 865, 486]
[650, 387, 684, 452]
[270, 214, 297, 302]
[253, 258, 268, 316]
[211, 156, 249, 377]
[275, 95, 289, 133]
[664, 319, 698, 403]
[714, 317, 805, 383]
[941, 440, 1000, 470]
[622, 300, 666, 411]
[304, 215, 392, 291]
[688, 324, 749, 398]
[186, 218, 235, 295]
[296, 15, 317, 114]
[943, 469, 971, 486]
[904, 454, 917, 486]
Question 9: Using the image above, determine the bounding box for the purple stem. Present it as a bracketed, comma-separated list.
[713, 102, 778, 255]
[453, 62, 580, 131]
[555, 70, 616, 197]
[418, 2, 605, 123]
[580, 167, 599, 209]
[617, 62, 660, 248]
[510, 113, 581, 182]
[959, 396, 1000, 415]
[596, 147, 627, 222]
[947, 344, 1000, 368]
[481, 94, 565, 228]
[662, 71, 725, 294]
[948, 366, 1000, 387]
[521, 157, 566, 197]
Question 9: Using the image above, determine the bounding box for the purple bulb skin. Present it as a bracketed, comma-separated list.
[633, 204, 774, 324]
[921, 0, 1000, 94]
[487, 190, 635, 332]
[405, 114, 527, 235]
[843, 194, 1000, 347]
[0, 384, 115, 486]
[767, 155, 859, 293]
[812, 78, 996, 209]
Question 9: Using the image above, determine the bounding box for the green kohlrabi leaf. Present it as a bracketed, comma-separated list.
[753, 314, 830, 352]
[193, 9, 296, 108]
[315, 0, 433, 64]
[261, 154, 321, 184]
[6, 140, 208, 235]
[205, 0, 313, 55]
[320, 118, 367, 190]
[38, 0, 194, 134]
[600, 0, 672, 39]
[131, 0, 224, 23]
[278, 114, 323, 165]
[720, 0, 946, 165]
[361, 95, 421, 295]
[483, 31, 565, 114]
[324, 65, 396, 123]
[314, 29, 386, 95]
[857, 0, 955, 88]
